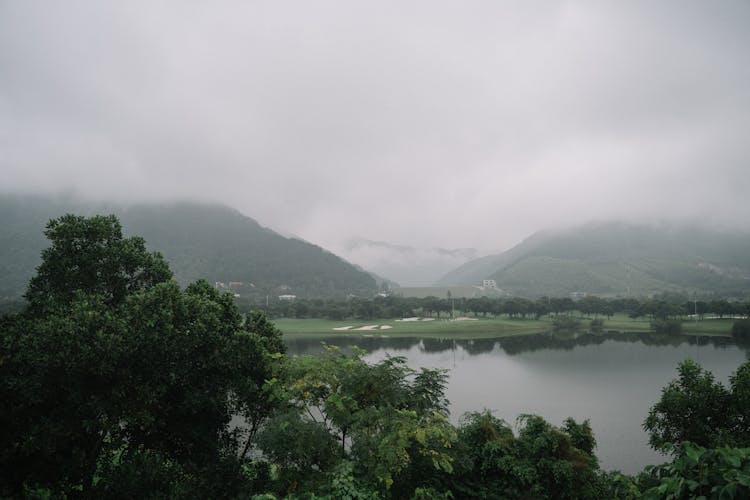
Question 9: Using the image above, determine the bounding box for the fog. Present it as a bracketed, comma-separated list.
[2, 1, 748, 254]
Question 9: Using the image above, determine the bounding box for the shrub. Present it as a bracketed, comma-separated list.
[650, 318, 682, 334]
[732, 319, 750, 341]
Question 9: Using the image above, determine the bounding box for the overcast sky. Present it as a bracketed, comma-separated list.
[2, 1, 748, 254]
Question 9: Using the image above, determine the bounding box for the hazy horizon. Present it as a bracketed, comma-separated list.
[2, 1, 749, 254]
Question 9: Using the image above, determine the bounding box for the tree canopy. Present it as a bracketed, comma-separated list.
[24, 214, 172, 312]
[0, 214, 283, 498]
[4, 212, 750, 498]
[644, 358, 750, 451]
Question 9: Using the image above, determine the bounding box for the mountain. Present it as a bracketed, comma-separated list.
[0, 194, 376, 306]
[336, 237, 480, 287]
[436, 221, 750, 298]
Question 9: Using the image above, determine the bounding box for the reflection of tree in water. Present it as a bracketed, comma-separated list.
[285, 336, 421, 356]
[285, 332, 748, 358]
[420, 338, 457, 353]
[495, 331, 746, 356]
[496, 333, 601, 355]
[733, 336, 750, 355]
[453, 339, 498, 355]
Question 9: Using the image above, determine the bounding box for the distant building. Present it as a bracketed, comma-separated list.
[570, 291, 587, 300]
[228, 281, 243, 288]
[278, 294, 296, 301]
[215, 281, 228, 290]
[482, 279, 497, 289]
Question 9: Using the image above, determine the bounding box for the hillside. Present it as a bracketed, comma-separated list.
[0, 194, 376, 306]
[436, 222, 750, 298]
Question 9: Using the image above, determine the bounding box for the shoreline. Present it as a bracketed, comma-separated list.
[275, 315, 735, 340]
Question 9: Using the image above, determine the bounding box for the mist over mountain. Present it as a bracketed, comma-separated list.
[3, 2, 749, 254]
[437, 221, 750, 298]
[0, 194, 376, 307]
[335, 237, 481, 287]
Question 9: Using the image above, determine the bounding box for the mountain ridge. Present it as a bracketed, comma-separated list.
[436, 221, 750, 298]
[0, 194, 376, 305]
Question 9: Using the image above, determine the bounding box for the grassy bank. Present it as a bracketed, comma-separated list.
[276, 317, 549, 339]
[275, 314, 736, 340]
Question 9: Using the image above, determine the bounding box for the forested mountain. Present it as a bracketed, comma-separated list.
[0, 194, 376, 306]
[437, 222, 750, 298]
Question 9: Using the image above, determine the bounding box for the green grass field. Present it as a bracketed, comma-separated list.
[274, 314, 736, 340]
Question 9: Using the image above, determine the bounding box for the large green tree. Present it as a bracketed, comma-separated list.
[256, 345, 456, 498]
[24, 214, 172, 312]
[0, 214, 282, 498]
[644, 358, 750, 452]
[450, 411, 605, 499]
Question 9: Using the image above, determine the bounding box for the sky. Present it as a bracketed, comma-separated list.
[2, 1, 749, 255]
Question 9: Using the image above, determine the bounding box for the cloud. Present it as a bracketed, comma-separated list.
[1, 0, 749, 252]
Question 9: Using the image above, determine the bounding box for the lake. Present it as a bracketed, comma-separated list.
[285, 332, 749, 474]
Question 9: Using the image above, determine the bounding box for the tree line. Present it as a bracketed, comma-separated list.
[2, 214, 749, 498]
[247, 293, 750, 323]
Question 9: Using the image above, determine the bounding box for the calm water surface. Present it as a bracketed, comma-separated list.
[285, 332, 749, 474]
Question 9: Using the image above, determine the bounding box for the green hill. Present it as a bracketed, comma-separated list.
[0, 194, 376, 307]
[436, 222, 750, 298]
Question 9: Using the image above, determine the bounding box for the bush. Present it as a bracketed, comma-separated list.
[640, 442, 750, 499]
[650, 318, 682, 334]
[732, 319, 750, 341]
[553, 316, 582, 332]
[590, 318, 604, 333]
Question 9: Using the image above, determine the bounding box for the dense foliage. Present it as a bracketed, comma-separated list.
[3, 213, 750, 498]
[733, 318, 750, 342]
[450, 412, 605, 499]
[644, 359, 750, 451]
[256, 346, 456, 497]
[639, 443, 750, 499]
[0, 215, 284, 497]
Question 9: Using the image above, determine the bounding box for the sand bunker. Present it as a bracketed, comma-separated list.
[395, 317, 435, 322]
[334, 324, 395, 331]
[333, 324, 396, 332]
[453, 317, 478, 321]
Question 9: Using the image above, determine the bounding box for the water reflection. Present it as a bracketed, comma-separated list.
[286, 331, 748, 358]
[285, 332, 748, 474]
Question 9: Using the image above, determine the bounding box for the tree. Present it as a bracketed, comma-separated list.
[24, 214, 172, 313]
[650, 317, 683, 334]
[257, 345, 456, 497]
[640, 442, 750, 499]
[732, 319, 750, 343]
[728, 362, 750, 444]
[450, 411, 605, 499]
[0, 214, 282, 497]
[644, 359, 732, 451]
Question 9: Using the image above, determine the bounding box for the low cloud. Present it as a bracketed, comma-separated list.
[2, 1, 748, 252]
